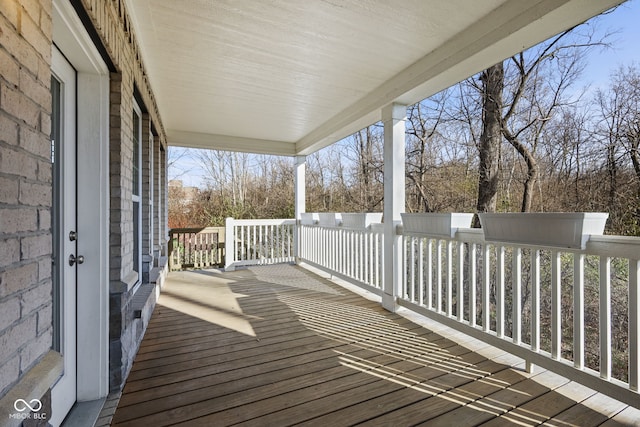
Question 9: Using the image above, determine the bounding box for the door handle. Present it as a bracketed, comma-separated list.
[69, 254, 85, 266]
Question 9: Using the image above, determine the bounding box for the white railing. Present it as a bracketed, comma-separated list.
[224, 218, 295, 270]
[399, 227, 640, 408]
[222, 213, 640, 408]
[299, 222, 384, 294]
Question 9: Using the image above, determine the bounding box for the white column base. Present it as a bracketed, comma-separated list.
[381, 293, 399, 312]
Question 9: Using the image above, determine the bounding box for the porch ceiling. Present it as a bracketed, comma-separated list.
[125, 0, 623, 156]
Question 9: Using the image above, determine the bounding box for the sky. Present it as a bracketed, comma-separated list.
[170, 0, 640, 188]
[582, 0, 640, 88]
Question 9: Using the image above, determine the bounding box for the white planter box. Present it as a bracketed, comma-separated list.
[340, 213, 383, 229]
[300, 213, 318, 225]
[401, 213, 475, 237]
[317, 213, 342, 227]
[478, 212, 608, 249]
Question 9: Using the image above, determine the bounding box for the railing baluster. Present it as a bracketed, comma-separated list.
[410, 237, 416, 302]
[600, 256, 612, 380]
[359, 230, 364, 282]
[445, 240, 453, 316]
[376, 230, 381, 289]
[513, 247, 522, 345]
[483, 244, 490, 332]
[457, 241, 464, 321]
[278, 227, 288, 261]
[267, 225, 272, 262]
[332, 228, 337, 274]
[356, 231, 361, 281]
[346, 229, 350, 277]
[340, 230, 351, 276]
[330, 228, 335, 271]
[552, 250, 561, 360]
[446, 240, 453, 316]
[529, 249, 540, 373]
[252, 225, 257, 261]
[183, 233, 189, 266]
[427, 239, 433, 309]
[313, 226, 317, 264]
[355, 230, 359, 280]
[241, 225, 246, 261]
[630, 258, 640, 391]
[497, 245, 505, 337]
[245, 224, 249, 261]
[349, 229, 354, 278]
[367, 230, 371, 286]
[254, 225, 259, 263]
[418, 237, 425, 306]
[263, 225, 268, 264]
[199, 232, 204, 267]
[360, 231, 365, 282]
[436, 239, 443, 313]
[574, 253, 585, 369]
[469, 243, 477, 327]
[238, 225, 243, 261]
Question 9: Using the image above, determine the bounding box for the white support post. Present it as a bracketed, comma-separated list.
[382, 103, 407, 312]
[294, 155, 306, 263]
[224, 217, 236, 271]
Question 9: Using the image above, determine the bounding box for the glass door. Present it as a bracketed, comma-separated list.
[50, 45, 78, 425]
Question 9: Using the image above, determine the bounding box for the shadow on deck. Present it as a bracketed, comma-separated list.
[110, 264, 638, 426]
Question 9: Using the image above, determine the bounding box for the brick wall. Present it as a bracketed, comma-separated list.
[0, 0, 54, 397]
[1, 0, 169, 403]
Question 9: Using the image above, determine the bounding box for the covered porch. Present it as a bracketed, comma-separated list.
[115, 0, 640, 425]
[108, 264, 639, 425]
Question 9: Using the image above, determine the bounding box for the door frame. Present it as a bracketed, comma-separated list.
[50, 45, 78, 424]
[52, 0, 110, 412]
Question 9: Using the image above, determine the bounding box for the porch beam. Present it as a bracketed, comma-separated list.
[167, 129, 296, 156]
[381, 103, 407, 312]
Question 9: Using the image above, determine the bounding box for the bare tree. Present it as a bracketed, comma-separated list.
[168, 147, 194, 180]
[405, 95, 448, 212]
[348, 125, 383, 211]
[594, 64, 640, 233]
[475, 63, 504, 220]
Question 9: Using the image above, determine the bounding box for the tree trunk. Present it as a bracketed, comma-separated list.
[503, 128, 539, 212]
[475, 62, 504, 226]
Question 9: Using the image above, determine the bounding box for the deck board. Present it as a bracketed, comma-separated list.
[111, 265, 638, 426]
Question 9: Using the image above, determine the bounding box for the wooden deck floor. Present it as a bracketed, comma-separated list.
[110, 265, 640, 426]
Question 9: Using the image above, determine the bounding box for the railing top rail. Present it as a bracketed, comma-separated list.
[230, 218, 296, 226]
[170, 226, 224, 234]
[399, 226, 485, 244]
[302, 223, 384, 231]
[400, 226, 640, 259]
[586, 235, 640, 259]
